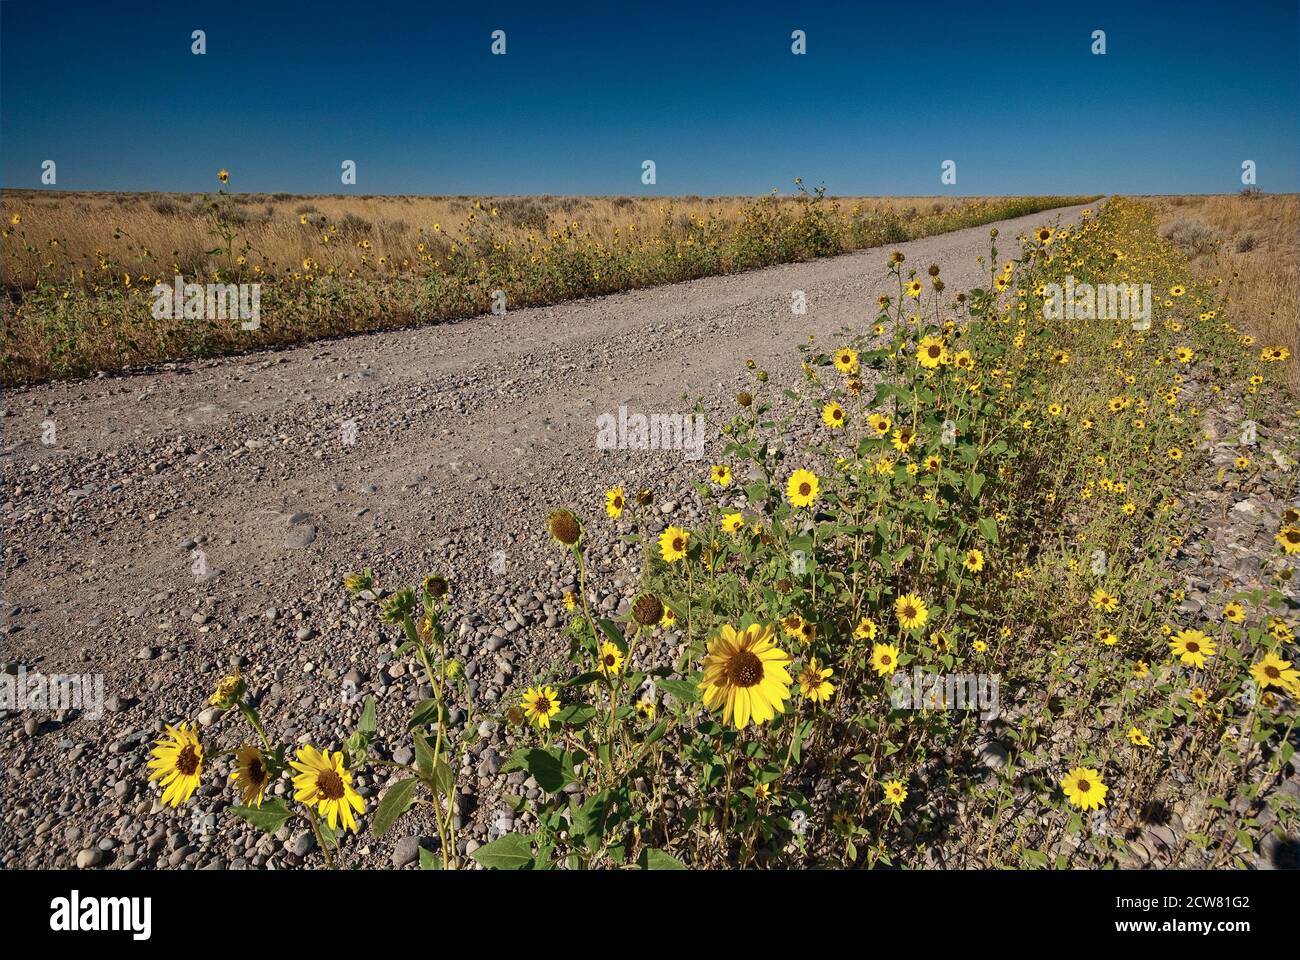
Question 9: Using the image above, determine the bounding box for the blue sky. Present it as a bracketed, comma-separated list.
[2, 0, 1297, 195]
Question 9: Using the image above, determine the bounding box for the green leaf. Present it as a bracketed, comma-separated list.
[978, 516, 999, 544]
[659, 678, 699, 704]
[638, 848, 686, 870]
[418, 846, 441, 869]
[966, 472, 985, 500]
[230, 798, 293, 833]
[358, 695, 377, 737]
[408, 698, 441, 730]
[371, 777, 420, 837]
[554, 703, 598, 728]
[471, 832, 535, 870]
[502, 747, 572, 793]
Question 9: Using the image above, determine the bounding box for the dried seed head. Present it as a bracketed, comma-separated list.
[422, 574, 449, 600]
[547, 509, 581, 546]
[737, 390, 753, 407]
[632, 594, 664, 626]
[775, 578, 792, 594]
[927, 264, 940, 277]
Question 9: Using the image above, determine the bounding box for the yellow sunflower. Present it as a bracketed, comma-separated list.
[147, 722, 204, 807]
[917, 335, 946, 368]
[230, 745, 272, 807]
[290, 745, 365, 833]
[854, 617, 878, 641]
[1276, 526, 1300, 555]
[710, 464, 732, 487]
[1222, 601, 1245, 624]
[870, 641, 900, 676]
[786, 469, 819, 508]
[894, 593, 928, 631]
[821, 401, 846, 429]
[1061, 767, 1108, 811]
[520, 685, 561, 728]
[867, 413, 892, 436]
[1250, 652, 1300, 693]
[1169, 628, 1215, 668]
[963, 548, 984, 573]
[605, 487, 626, 519]
[698, 623, 793, 730]
[797, 658, 835, 702]
[721, 512, 744, 534]
[596, 641, 624, 677]
[659, 525, 689, 563]
[833, 347, 858, 374]
[882, 779, 908, 806]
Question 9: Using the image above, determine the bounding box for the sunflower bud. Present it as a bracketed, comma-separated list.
[636, 489, 653, 507]
[737, 390, 753, 407]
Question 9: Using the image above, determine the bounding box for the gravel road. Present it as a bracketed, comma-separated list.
[0, 202, 1093, 868]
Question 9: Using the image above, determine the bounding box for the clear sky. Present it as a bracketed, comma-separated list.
[2, 0, 1297, 196]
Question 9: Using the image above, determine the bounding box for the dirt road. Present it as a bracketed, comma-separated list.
[0, 201, 1092, 868]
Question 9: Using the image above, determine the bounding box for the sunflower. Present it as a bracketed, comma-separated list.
[710, 464, 732, 487]
[562, 589, 577, 612]
[634, 700, 656, 721]
[1167, 447, 1183, 461]
[905, 279, 923, 299]
[952, 349, 975, 370]
[147, 722, 204, 807]
[1250, 652, 1300, 693]
[882, 779, 908, 806]
[797, 658, 835, 702]
[659, 525, 689, 563]
[1133, 660, 1150, 678]
[821, 401, 846, 429]
[660, 606, 677, 629]
[1189, 687, 1209, 708]
[833, 347, 858, 374]
[217, 168, 229, 183]
[867, 413, 892, 436]
[605, 487, 626, 519]
[1169, 628, 1216, 668]
[208, 670, 243, 707]
[290, 745, 365, 833]
[894, 593, 928, 631]
[1096, 628, 1119, 646]
[1126, 727, 1151, 748]
[230, 745, 272, 807]
[698, 623, 793, 730]
[786, 469, 819, 508]
[1174, 346, 1194, 363]
[1061, 767, 1108, 811]
[890, 425, 917, 453]
[721, 512, 744, 534]
[596, 641, 624, 677]
[963, 548, 984, 573]
[870, 642, 900, 676]
[923, 454, 942, 473]
[1222, 601, 1245, 624]
[1169, 284, 1185, 297]
[854, 617, 878, 641]
[520, 685, 561, 728]
[547, 508, 581, 546]
[1089, 588, 1118, 613]
[1276, 526, 1300, 555]
[917, 335, 946, 368]
[1035, 226, 1054, 244]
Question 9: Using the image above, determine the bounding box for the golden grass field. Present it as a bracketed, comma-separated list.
[1, 187, 1092, 384]
[1150, 193, 1299, 390]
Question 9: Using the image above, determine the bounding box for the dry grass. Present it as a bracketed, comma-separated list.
[1149, 193, 1299, 390]
[1, 190, 984, 289]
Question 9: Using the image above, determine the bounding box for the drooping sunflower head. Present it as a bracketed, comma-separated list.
[547, 508, 582, 546]
[422, 574, 450, 602]
[698, 623, 793, 730]
[147, 722, 204, 807]
[230, 745, 272, 807]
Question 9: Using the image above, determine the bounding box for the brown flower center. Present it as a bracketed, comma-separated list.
[1265, 665, 1280, 679]
[880, 654, 892, 665]
[726, 651, 764, 688]
[177, 744, 200, 776]
[247, 757, 266, 784]
[533, 694, 551, 714]
[927, 345, 942, 359]
[1076, 779, 1092, 793]
[902, 604, 917, 619]
[316, 769, 345, 801]
[798, 482, 811, 496]
[672, 536, 685, 552]
[1185, 640, 1200, 653]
